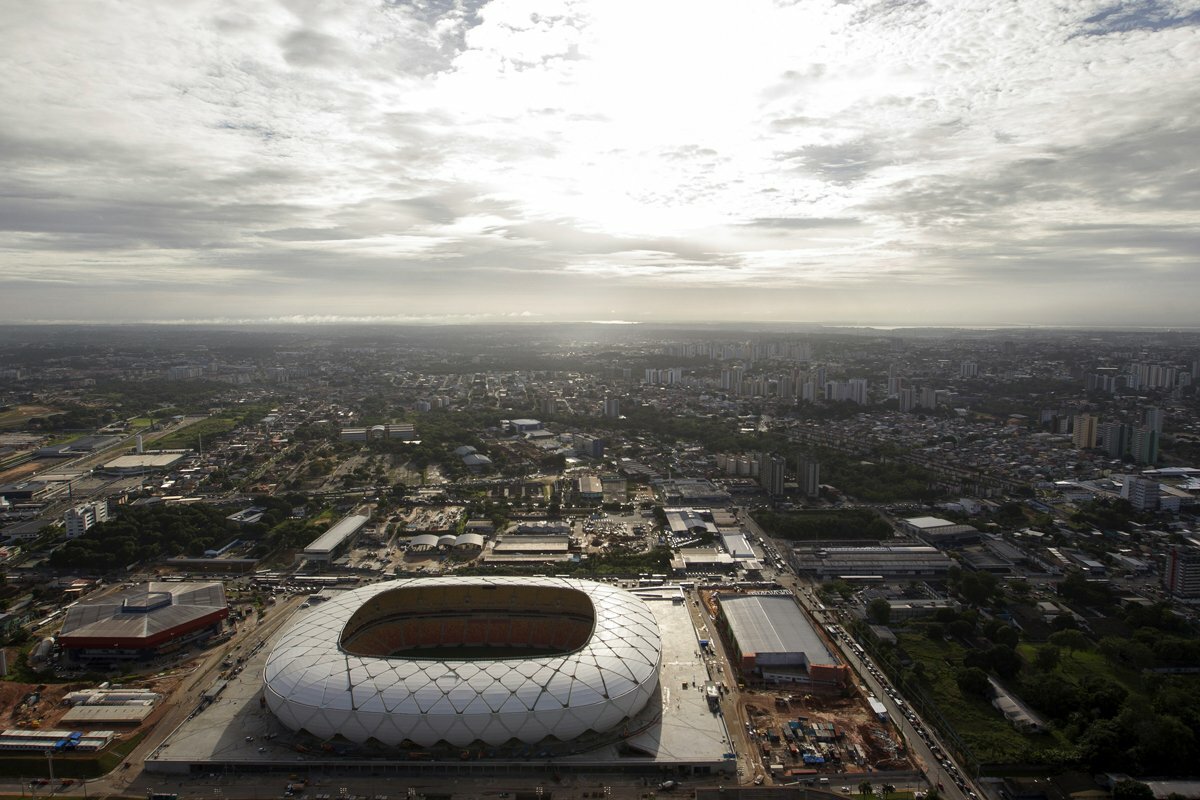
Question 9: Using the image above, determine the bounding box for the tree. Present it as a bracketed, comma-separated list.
[959, 570, 998, 606]
[1079, 675, 1127, 719]
[1099, 638, 1152, 671]
[859, 781, 873, 797]
[989, 623, 1020, 649]
[1021, 673, 1082, 720]
[955, 667, 992, 698]
[1077, 718, 1126, 771]
[1049, 629, 1090, 655]
[946, 619, 975, 640]
[1111, 781, 1154, 800]
[1035, 644, 1061, 671]
[867, 598, 892, 625]
[986, 644, 1023, 680]
[1051, 613, 1078, 631]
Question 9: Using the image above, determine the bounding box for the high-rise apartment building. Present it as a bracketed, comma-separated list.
[65, 500, 108, 539]
[1130, 426, 1159, 464]
[848, 378, 869, 405]
[797, 457, 821, 498]
[1164, 545, 1200, 601]
[1072, 414, 1098, 449]
[759, 453, 786, 496]
[1098, 422, 1129, 459]
[1123, 476, 1161, 511]
[1144, 407, 1164, 435]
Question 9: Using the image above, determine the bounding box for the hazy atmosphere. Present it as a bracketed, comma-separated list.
[3, 0, 1198, 326]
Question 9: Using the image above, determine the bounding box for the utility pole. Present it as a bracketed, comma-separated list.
[44, 749, 54, 783]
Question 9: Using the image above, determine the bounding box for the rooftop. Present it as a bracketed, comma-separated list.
[719, 594, 837, 666]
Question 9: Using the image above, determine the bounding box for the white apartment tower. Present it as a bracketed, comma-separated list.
[65, 500, 108, 539]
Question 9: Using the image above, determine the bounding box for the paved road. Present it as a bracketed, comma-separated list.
[740, 508, 978, 800]
[683, 586, 757, 783]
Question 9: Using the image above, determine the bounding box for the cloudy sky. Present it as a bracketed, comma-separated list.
[2, 0, 1198, 326]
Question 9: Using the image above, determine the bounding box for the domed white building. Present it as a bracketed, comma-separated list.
[263, 577, 662, 747]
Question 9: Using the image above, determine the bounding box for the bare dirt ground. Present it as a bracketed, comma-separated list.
[0, 664, 190, 736]
[0, 458, 54, 484]
[739, 688, 912, 778]
[696, 587, 913, 781]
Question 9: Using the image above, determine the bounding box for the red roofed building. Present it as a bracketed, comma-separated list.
[58, 582, 229, 663]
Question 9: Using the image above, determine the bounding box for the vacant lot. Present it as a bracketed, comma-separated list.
[898, 632, 1069, 766]
[0, 404, 58, 429]
[145, 416, 236, 450]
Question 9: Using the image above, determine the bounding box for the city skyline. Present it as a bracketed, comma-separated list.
[2, 0, 1198, 326]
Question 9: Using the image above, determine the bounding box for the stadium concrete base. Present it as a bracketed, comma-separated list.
[146, 586, 734, 777]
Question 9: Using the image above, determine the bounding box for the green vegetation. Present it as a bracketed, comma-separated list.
[542, 405, 945, 502]
[752, 509, 893, 541]
[0, 732, 144, 778]
[87, 378, 231, 415]
[49, 497, 316, 571]
[364, 409, 495, 477]
[946, 565, 1001, 607]
[869, 592, 1200, 776]
[145, 415, 237, 450]
[867, 597, 891, 625]
[1067, 497, 1154, 533]
[894, 631, 1070, 767]
[820, 455, 945, 503]
[25, 405, 115, 431]
[95, 731, 147, 774]
[0, 404, 62, 429]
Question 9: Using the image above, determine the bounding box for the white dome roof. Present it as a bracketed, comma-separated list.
[263, 577, 661, 747]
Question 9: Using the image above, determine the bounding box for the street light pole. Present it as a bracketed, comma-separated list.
[44, 749, 54, 783]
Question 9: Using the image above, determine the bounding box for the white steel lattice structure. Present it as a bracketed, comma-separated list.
[263, 577, 662, 747]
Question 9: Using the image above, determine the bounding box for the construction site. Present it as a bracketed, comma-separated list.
[738, 691, 912, 781]
[693, 587, 914, 784]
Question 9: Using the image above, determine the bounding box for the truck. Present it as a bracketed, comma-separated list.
[704, 681, 720, 711]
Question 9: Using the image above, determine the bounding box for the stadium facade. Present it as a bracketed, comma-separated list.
[263, 577, 662, 747]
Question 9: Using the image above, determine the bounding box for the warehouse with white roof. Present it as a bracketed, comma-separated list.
[302, 514, 368, 562]
[715, 594, 847, 689]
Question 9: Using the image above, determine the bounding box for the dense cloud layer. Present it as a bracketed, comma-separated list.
[1, 0, 1198, 325]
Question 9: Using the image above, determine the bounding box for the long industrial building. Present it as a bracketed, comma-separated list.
[302, 514, 369, 562]
[792, 544, 955, 580]
[715, 594, 847, 690]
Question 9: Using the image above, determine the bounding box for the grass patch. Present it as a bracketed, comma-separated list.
[0, 405, 59, 428]
[44, 432, 85, 447]
[898, 632, 1069, 765]
[146, 416, 237, 450]
[0, 731, 147, 778]
[1015, 644, 1144, 695]
[95, 731, 145, 774]
[130, 417, 155, 429]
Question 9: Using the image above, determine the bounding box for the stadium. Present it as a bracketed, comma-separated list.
[263, 577, 662, 748]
